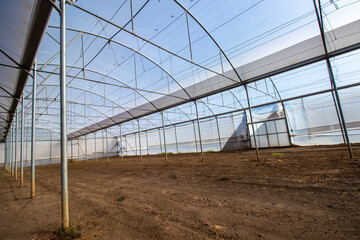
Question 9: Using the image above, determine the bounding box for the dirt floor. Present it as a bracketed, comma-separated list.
[0, 146, 360, 240]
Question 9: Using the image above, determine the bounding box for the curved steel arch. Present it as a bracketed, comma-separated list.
[47, 6, 280, 145]
[47, 27, 195, 101]
[174, 0, 284, 104]
[30, 82, 139, 136]
[65, 29, 236, 133]
[66, 85, 169, 136]
[67, 4, 239, 84]
[29, 82, 170, 136]
[40, 27, 200, 137]
[43, 27, 213, 139]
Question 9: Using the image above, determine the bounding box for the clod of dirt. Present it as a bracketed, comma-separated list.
[218, 176, 230, 181]
[116, 196, 126, 202]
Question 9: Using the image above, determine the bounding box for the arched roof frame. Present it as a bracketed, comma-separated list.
[41, 2, 285, 139]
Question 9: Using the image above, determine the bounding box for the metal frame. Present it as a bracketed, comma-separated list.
[1, 0, 359, 232]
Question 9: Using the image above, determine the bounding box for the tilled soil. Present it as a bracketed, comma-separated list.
[0, 146, 360, 239]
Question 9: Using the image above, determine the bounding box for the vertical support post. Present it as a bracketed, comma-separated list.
[244, 85, 260, 161]
[105, 130, 109, 161]
[5, 138, 8, 172]
[15, 109, 18, 180]
[264, 120, 270, 147]
[85, 135, 88, 160]
[9, 135, 12, 172]
[134, 128, 138, 155]
[115, 137, 119, 157]
[13, 124, 16, 174]
[6, 129, 8, 172]
[7, 136, 10, 172]
[194, 101, 204, 161]
[174, 125, 179, 154]
[10, 126, 12, 175]
[4, 138, 7, 172]
[161, 112, 168, 162]
[11, 124, 14, 176]
[71, 140, 73, 160]
[137, 120, 142, 162]
[125, 135, 128, 156]
[158, 128, 162, 153]
[60, 0, 69, 229]
[94, 133, 97, 162]
[102, 131, 104, 158]
[281, 101, 292, 146]
[49, 131, 52, 163]
[77, 138, 80, 160]
[192, 121, 198, 152]
[8, 136, 11, 172]
[215, 116, 222, 151]
[31, 60, 37, 198]
[313, 0, 353, 158]
[145, 131, 149, 155]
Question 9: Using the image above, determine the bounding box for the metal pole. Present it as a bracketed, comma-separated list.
[11, 126, 14, 175]
[11, 125, 13, 176]
[194, 101, 204, 161]
[4, 138, 7, 172]
[9, 128, 12, 175]
[94, 133, 97, 162]
[85, 135, 87, 160]
[192, 121, 198, 153]
[4, 139, 7, 170]
[215, 116, 222, 151]
[13, 124, 15, 175]
[158, 128, 162, 153]
[137, 120, 142, 162]
[20, 93, 25, 187]
[116, 137, 119, 156]
[134, 127, 138, 156]
[31, 60, 37, 198]
[49, 132, 52, 163]
[78, 138, 80, 160]
[161, 112, 168, 162]
[145, 131, 149, 155]
[245, 85, 260, 161]
[102, 131, 104, 158]
[71, 140, 73, 160]
[281, 102, 292, 146]
[125, 135, 127, 156]
[15, 109, 18, 180]
[119, 125, 122, 161]
[105, 130, 109, 161]
[7, 136, 10, 172]
[313, 0, 353, 158]
[60, 0, 69, 229]
[174, 125, 179, 154]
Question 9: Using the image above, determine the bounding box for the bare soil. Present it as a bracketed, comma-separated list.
[1, 146, 360, 239]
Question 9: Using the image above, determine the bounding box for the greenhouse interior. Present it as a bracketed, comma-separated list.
[1, 0, 360, 239]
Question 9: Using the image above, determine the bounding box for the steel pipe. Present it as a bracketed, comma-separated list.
[20, 94, 24, 186]
[60, 0, 69, 229]
[15, 109, 18, 180]
[31, 60, 37, 198]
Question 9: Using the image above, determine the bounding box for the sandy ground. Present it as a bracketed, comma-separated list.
[0, 146, 360, 240]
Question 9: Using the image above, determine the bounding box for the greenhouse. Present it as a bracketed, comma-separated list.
[0, 0, 359, 239]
